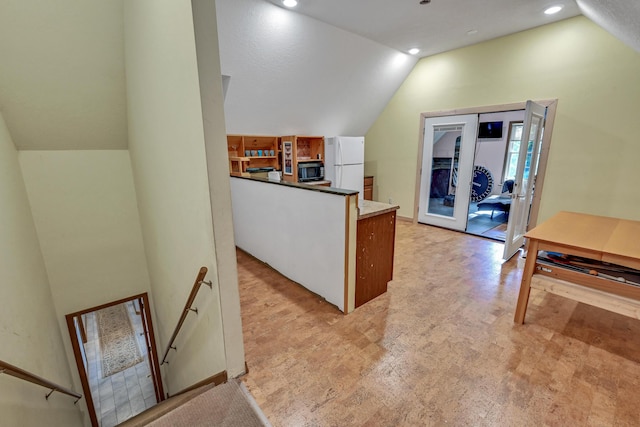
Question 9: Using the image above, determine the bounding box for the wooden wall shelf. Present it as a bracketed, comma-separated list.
[281, 135, 325, 183]
[227, 135, 280, 176]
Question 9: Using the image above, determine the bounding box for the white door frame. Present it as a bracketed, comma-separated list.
[413, 100, 558, 233]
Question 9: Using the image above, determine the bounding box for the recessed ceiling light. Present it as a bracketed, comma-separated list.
[282, 0, 298, 7]
[544, 5, 563, 15]
[408, 48, 420, 55]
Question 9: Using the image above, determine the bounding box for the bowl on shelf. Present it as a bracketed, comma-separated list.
[268, 171, 281, 181]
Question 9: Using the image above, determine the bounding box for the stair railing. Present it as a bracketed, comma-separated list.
[161, 267, 213, 365]
[0, 359, 82, 403]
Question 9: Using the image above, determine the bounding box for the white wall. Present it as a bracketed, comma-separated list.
[125, 0, 229, 392]
[215, 0, 417, 136]
[230, 178, 356, 312]
[0, 114, 83, 426]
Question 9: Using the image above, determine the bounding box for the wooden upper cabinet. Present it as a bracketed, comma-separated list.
[281, 135, 325, 183]
[227, 135, 280, 177]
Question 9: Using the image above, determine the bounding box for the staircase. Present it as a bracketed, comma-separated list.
[119, 379, 270, 427]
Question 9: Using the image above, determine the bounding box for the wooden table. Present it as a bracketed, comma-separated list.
[514, 211, 640, 324]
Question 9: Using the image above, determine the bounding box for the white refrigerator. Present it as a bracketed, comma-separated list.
[324, 136, 365, 200]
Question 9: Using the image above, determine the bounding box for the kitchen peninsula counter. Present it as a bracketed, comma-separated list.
[230, 175, 398, 312]
[301, 180, 332, 187]
[356, 200, 399, 308]
[230, 176, 359, 313]
[358, 199, 399, 219]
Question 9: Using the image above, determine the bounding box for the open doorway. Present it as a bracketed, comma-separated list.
[466, 111, 526, 241]
[414, 100, 556, 254]
[65, 293, 164, 427]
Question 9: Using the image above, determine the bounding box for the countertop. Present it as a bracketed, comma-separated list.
[230, 175, 357, 196]
[358, 200, 399, 220]
[300, 180, 332, 186]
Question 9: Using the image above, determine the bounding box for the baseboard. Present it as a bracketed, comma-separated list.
[238, 380, 272, 426]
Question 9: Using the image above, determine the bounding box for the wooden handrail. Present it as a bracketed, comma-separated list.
[0, 359, 82, 403]
[161, 267, 212, 365]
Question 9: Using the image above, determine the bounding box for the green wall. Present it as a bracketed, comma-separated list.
[365, 16, 640, 223]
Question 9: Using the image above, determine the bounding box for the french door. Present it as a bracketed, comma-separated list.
[503, 101, 547, 260]
[418, 114, 478, 231]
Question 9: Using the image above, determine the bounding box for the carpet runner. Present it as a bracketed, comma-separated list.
[97, 303, 143, 378]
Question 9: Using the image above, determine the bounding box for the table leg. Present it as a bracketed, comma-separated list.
[514, 239, 539, 324]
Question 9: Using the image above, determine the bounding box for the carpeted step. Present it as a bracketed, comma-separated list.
[119, 379, 270, 427]
[118, 383, 216, 427]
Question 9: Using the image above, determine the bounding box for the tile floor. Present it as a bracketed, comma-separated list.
[424, 197, 509, 240]
[84, 301, 157, 426]
[466, 211, 508, 241]
[238, 220, 640, 426]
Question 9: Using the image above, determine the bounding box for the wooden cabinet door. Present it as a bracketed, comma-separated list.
[355, 211, 396, 308]
[364, 176, 374, 200]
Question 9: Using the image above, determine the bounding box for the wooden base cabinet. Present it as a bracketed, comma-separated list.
[355, 210, 396, 308]
[364, 176, 374, 201]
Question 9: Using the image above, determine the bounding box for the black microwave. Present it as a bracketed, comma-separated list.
[298, 161, 324, 182]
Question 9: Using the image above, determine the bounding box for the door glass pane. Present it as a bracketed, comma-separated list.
[503, 123, 523, 182]
[427, 126, 463, 217]
[522, 120, 540, 188]
[513, 117, 541, 240]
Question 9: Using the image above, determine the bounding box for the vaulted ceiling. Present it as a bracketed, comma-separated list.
[268, 0, 583, 58]
[0, 0, 637, 151]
